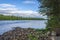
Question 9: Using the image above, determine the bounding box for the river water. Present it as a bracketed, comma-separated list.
[0, 20, 47, 34]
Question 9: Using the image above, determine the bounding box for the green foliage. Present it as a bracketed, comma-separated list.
[38, 0, 60, 29]
[27, 28, 48, 40]
[28, 34, 38, 40]
[38, 0, 60, 16]
[0, 15, 45, 20]
[0, 14, 45, 20]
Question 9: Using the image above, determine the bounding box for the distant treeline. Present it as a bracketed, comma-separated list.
[0, 14, 46, 20]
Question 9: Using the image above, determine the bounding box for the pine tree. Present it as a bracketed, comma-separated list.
[38, 0, 60, 28]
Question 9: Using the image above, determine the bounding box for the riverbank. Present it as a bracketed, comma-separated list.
[0, 27, 48, 40]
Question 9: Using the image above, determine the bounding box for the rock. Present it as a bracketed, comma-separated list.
[0, 27, 47, 40]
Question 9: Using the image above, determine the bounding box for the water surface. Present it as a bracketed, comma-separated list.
[0, 20, 47, 34]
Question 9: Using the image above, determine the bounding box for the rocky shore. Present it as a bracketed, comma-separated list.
[0, 27, 50, 40]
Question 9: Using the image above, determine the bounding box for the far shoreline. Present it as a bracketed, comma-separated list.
[0, 14, 47, 20]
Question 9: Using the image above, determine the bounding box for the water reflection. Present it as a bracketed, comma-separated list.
[0, 20, 47, 34]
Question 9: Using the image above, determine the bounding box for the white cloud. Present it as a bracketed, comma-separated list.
[22, 0, 36, 4]
[0, 4, 18, 11]
[0, 3, 46, 18]
[0, 4, 16, 7]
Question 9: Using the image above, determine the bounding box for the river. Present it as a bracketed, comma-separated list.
[0, 20, 47, 34]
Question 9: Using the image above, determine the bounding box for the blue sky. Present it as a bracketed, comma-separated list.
[0, 0, 46, 18]
[0, 0, 39, 11]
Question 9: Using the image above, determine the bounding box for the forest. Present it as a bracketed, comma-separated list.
[0, 14, 45, 20]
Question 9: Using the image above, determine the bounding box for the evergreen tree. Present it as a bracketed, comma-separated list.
[38, 0, 60, 28]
